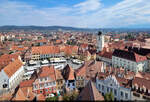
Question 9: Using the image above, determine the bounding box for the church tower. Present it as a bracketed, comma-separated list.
[97, 31, 104, 52]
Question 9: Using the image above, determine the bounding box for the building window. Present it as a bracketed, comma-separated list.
[45, 77, 47, 81]
[121, 91, 124, 97]
[110, 88, 113, 92]
[102, 85, 104, 91]
[125, 93, 128, 99]
[68, 83, 70, 87]
[107, 87, 109, 92]
[99, 84, 101, 89]
[114, 89, 117, 96]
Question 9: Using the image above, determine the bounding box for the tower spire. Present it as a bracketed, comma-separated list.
[97, 31, 104, 52]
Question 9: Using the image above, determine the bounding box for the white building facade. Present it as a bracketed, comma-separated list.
[8, 65, 24, 89]
[0, 58, 24, 90]
[112, 56, 148, 72]
[96, 75, 132, 101]
[112, 49, 148, 72]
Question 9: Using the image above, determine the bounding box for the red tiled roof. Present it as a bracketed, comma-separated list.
[11, 46, 28, 51]
[32, 46, 60, 54]
[60, 45, 78, 55]
[77, 81, 104, 101]
[113, 49, 147, 62]
[36, 39, 47, 43]
[38, 66, 56, 81]
[98, 51, 112, 59]
[63, 64, 75, 80]
[0, 54, 19, 70]
[13, 87, 35, 101]
[75, 66, 86, 77]
[80, 43, 88, 49]
[115, 76, 130, 88]
[3, 59, 23, 78]
[20, 79, 35, 88]
[98, 73, 130, 88]
[132, 77, 150, 90]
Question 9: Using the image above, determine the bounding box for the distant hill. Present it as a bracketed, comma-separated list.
[0, 25, 150, 33]
[0, 25, 100, 32]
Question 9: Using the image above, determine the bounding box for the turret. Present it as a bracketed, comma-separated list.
[97, 31, 104, 52]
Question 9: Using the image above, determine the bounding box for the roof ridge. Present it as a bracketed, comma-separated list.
[89, 81, 95, 100]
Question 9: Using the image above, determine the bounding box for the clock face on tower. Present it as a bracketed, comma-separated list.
[98, 31, 102, 36]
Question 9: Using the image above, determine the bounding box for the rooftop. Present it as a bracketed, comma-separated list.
[3, 59, 23, 78]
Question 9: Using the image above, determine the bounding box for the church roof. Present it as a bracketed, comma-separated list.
[77, 81, 104, 101]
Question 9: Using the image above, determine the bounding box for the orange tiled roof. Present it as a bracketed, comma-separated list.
[0, 54, 19, 70]
[32, 46, 60, 54]
[80, 43, 88, 49]
[60, 45, 78, 55]
[63, 64, 75, 80]
[13, 87, 35, 101]
[36, 39, 47, 43]
[20, 79, 35, 88]
[3, 59, 23, 78]
[55, 39, 62, 44]
[77, 80, 104, 101]
[76, 66, 86, 77]
[37, 94, 45, 101]
[132, 77, 150, 90]
[98, 50, 113, 59]
[11, 46, 28, 51]
[38, 66, 56, 81]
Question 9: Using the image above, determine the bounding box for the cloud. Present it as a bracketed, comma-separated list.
[0, 0, 150, 28]
[74, 0, 102, 14]
[85, 0, 150, 28]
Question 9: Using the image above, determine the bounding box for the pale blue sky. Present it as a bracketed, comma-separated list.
[0, 0, 150, 28]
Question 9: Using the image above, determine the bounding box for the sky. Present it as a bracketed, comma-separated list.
[0, 0, 150, 28]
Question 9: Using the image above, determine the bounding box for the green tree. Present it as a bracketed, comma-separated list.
[63, 91, 79, 101]
[104, 91, 114, 101]
[45, 96, 58, 102]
